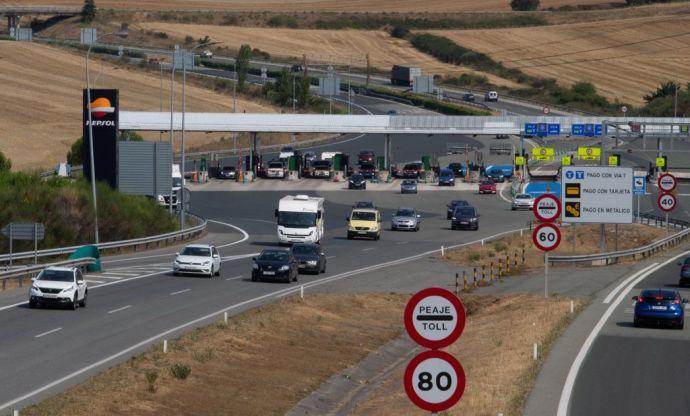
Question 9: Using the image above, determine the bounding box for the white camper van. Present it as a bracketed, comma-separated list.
[275, 195, 325, 244]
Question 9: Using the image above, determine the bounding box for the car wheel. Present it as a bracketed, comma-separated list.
[363, 184, 367, 190]
[293, 271, 298, 282]
[251, 273, 258, 282]
[70, 294, 78, 310]
[215, 265, 221, 277]
[29, 299, 36, 309]
[347, 233, 353, 240]
[173, 271, 179, 276]
[415, 225, 420, 232]
[321, 261, 326, 274]
[79, 291, 87, 308]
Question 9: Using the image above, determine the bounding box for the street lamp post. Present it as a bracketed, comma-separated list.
[85, 30, 128, 245]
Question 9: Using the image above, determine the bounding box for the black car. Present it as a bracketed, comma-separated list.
[462, 92, 475, 102]
[349, 173, 367, 189]
[218, 166, 236, 180]
[251, 249, 298, 283]
[359, 163, 377, 179]
[291, 243, 327, 274]
[446, 200, 470, 220]
[486, 169, 505, 183]
[447, 163, 465, 178]
[354, 201, 375, 209]
[451, 206, 480, 230]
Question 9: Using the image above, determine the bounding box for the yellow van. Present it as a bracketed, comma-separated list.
[346, 208, 382, 240]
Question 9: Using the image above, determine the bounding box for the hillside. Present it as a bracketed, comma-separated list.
[0, 41, 274, 170]
[429, 13, 690, 104]
[0, 0, 619, 12]
[138, 23, 520, 88]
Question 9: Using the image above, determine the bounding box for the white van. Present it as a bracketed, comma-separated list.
[157, 163, 182, 209]
[485, 91, 498, 102]
[275, 195, 325, 244]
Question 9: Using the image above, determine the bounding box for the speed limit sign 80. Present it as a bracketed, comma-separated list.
[532, 223, 561, 251]
[404, 350, 466, 412]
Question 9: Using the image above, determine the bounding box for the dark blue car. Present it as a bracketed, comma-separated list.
[633, 289, 687, 329]
[678, 257, 690, 286]
[438, 168, 455, 187]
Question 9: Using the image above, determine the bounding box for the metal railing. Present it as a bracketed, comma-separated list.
[549, 215, 690, 265]
[0, 258, 97, 290]
[0, 213, 206, 264]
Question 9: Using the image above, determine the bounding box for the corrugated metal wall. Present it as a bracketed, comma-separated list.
[118, 141, 172, 197]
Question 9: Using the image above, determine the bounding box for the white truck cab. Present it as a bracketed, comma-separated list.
[157, 163, 182, 210]
[275, 195, 325, 244]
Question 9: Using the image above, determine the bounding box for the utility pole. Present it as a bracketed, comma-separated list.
[169, 46, 176, 215]
[674, 82, 679, 118]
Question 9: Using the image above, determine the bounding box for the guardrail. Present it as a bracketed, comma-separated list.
[549, 214, 690, 265]
[1, 257, 96, 290]
[0, 213, 206, 264]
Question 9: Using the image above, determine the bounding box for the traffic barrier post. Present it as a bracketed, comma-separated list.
[522, 248, 525, 264]
[514, 251, 519, 270]
[490, 261, 495, 281]
[506, 257, 511, 273]
[224, 311, 228, 325]
[463, 270, 468, 291]
[481, 265, 486, 283]
[163, 339, 168, 354]
[473, 267, 477, 287]
[498, 259, 503, 278]
[455, 273, 459, 295]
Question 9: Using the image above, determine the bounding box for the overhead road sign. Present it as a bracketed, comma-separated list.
[577, 146, 601, 161]
[658, 193, 677, 212]
[525, 123, 560, 137]
[404, 350, 466, 413]
[533, 194, 561, 223]
[633, 176, 646, 196]
[532, 223, 561, 251]
[515, 155, 525, 166]
[404, 287, 465, 350]
[571, 124, 604, 137]
[656, 156, 667, 169]
[532, 147, 555, 161]
[658, 173, 677, 192]
[561, 166, 633, 224]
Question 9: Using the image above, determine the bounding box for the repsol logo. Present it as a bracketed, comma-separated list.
[85, 120, 115, 127]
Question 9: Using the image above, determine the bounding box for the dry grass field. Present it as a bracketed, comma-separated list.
[139, 23, 520, 87]
[430, 13, 690, 104]
[0, 0, 619, 12]
[0, 41, 274, 170]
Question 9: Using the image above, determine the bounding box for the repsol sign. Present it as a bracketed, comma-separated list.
[82, 89, 119, 187]
[85, 120, 115, 127]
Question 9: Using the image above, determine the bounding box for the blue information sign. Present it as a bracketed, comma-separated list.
[525, 123, 561, 137]
[633, 176, 646, 196]
[548, 124, 561, 135]
[525, 123, 537, 136]
[571, 123, 604, 137]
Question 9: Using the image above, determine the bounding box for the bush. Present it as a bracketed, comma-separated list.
[410, 34, 497, 72]
[267, 14, 299, 28]
[390, 25, 410, 38]
[145, 370, 158, 392]
[0, 151, 11, 173]
[170, 363, 191, 379]
[66, 137, 83, 166]
[510, 0, 540, 11]
[365, 85, 491, 116]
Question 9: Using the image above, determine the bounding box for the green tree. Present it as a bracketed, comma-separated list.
[67, 137, 83, 166]
[81, 0, 97, 23]
[118, 131, 144, 141]
[236, 44, 252, 91]
[510, 0, 540, 11]
[390, 25, 410, 39]
[298, 75, 311, 108]
[643, 81, 679, 103]
[272, 68, 294, 106]
[0, 150, 11, 173]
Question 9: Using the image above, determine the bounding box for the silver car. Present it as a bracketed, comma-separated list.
[511, 193, 535, 210]
[391, 207, 421, 231]
[401, 179, 418, 194]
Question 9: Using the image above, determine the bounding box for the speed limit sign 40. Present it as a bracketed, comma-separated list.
[533, 223, 561, 251]
[658, 192, 677, 212]
[404, 350, 466, 413]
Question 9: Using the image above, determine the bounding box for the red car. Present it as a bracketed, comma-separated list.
[478, 179, 497, 194]
[402, 163, 424, 179]
[358, 150, 375, 164]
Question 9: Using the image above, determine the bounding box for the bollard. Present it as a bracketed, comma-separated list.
[481, 265, 486, 283]
[455, 273, 459, 295]
[522, 248, 525, 264]
[506, 257, 511, 273]
[224, 311, 228, 325]
[570, 300, 574, 314]
[514, 251, 519, 270]
[163, 339, 168, 354]
[463, 270, 468, 291]
[490, 261, 495, 281]
[473, 268, 477, 287]
[14, 410, 19, 416]
[300, 285, 304, 299]
[481, 239, 484, 246]
[441, 245, 445, 257]
[533, 342, 538, 360]
[498, 259, 503, 277]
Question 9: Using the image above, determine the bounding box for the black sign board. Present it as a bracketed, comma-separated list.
[83, 89, 119, 187]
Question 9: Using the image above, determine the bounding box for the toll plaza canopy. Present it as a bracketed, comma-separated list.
[120, 112, 690, 136]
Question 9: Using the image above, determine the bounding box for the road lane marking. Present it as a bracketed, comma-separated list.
[396, 242, 409, 245]
[557, 253, 689, 416]
[498, 183, 513, 204]
[0, 224, 536, 412]
[603, 263, 659, 304]
[85, 279, 104, 284]
[97, 272, 140, 277]
[326, 256, 336, 259]
[107, 305, 132, 314]
[93, 275, 123, 280]
[170, 289, 191, 296]
[225, 275, 243, 281]
[35, 327, 62, 338]
[362, 247, 375, 252]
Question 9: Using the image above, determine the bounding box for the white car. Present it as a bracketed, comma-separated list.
[511, 193, 535, 210]
[29, 266, 87, 310]
[173, 244, 221, 277]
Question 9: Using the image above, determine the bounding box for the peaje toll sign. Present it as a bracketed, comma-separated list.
[533, 194, 561, 223]
[404, 350, 466, 412]
[404, 288, 465, 349]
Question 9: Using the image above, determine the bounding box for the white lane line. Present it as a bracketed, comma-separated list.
[35, 327, 62, 338]
[91, 275, 122, 280]
[107, 305, 132, 314]
[0, 224, 536, 412]
[396, 241, 409, 245]
[170, 289, 191, 296]
[361, 247, 375, 252]
[603, 263, 659, 304]
[225, 275, 243, 281]
[557, 251, 689, 416]
[326, 255, 336, 259]
[498, 183, 513, 204]
[97, 272, 140, 277]
[85, 279, 104, 284]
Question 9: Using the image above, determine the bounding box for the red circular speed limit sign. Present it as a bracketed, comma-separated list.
[404, 350, 466, 413]
[658, 173, 677, 192]
[543, 106, 550, 115]
[533, 194, 561, 223]
[404, 288, 466, 350]
[532, 223, 561, 251]
[658, 192, 677, 212]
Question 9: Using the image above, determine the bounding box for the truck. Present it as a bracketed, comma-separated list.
[275, 195, 325, 244]
[391, 65, 422, 87]
[157, 163, 182, 210]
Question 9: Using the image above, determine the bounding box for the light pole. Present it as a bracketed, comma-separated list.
[180, 41, 221, 229]
[169, 46, 176, 215]
[85, 30, 128, 244]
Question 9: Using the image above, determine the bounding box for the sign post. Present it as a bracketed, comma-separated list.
[657, 192, 677, 234]
[532, 192, 561, 299]
[404, 288, 466, 413]
[633, 176, 646, 223]
[1, 223, 45, 268]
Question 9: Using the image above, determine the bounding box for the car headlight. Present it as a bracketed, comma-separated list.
[348, 225, 356, 231]
[371, 225, 379, 231]
[279, 265, 290, 271]
[307, 260, 318, 266]
[61, 285, 75, 292]
[452, 217, 456, 220]
[31, 285, 41, 292]
[252, 263, 259, 269]
[157, 195, 164, 202]
[470, 218, 478, 222]
[203, 261, 211, 265]
[174, 258, 180, 264]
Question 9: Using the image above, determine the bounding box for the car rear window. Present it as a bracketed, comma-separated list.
[396, 209, 415, 217]
[352, 211, 376, 221]
[259, 251, 289, 262]
[313, 161, 331, 168]
[268, 162, 284, 168]
[640, 290, 678, 303]
[454, 207, 476, 216]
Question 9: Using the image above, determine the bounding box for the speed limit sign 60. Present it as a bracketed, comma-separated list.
[658, 192, 677, 212]
[404, 350, 466, 412]
[532, 223, 561, 251]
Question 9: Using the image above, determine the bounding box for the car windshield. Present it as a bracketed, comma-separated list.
[222, 166, 235, 171]
[278, 211, 317, 228]
[268, 162, 283, 168]
[352, 211, 376, 221]
[440, 170, 453, 176]
[360, 164, 375, 170]
[313, 161, 331, 168]
[292, 245, 319, 255]
[404, 164, 419, 170]
[359, 151, 373, 156]
[281, 146, 293, 152]
[403, 180, 416, 185]
[449, 164, 462, 169]
[351, 174, 364, 181]
[181, 247, 211, 257]
[482, 180, 494, 185]
[516, 194, 532, 199]
[451, 200, 469, 207]
[172, 177, 182, 188]
[454, 207, 476, 216]
[685, 258, 690, 265]
[37, 269, 73, 282]
[396, 209, 415, 217]
[640, 290, 677, 303]
[259, 251, 289, 262]
[355, 202, 374, 208]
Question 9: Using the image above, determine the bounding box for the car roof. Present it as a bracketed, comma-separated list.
[292, 243, 318, 248]
[397, 206, 415, 211]
[261, 248, 290, 253]
[185, 244, 213, 249]
[516, 194, 533, 198]
[352, 208, 379, 213]
[45, 266, 75, 272]
[641, 289, 678, 296]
